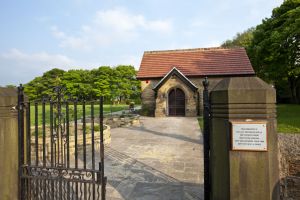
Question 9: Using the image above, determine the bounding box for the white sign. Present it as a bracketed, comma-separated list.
[231, 122, 267, 151]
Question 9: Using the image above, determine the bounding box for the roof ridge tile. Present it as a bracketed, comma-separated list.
[144, 47, 244, 54]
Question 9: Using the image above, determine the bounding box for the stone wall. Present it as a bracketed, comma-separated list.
[31, 125, 111, 168]
[104, 115, 140, 128]
[30, 115, 140, 167]
[140, 77, 225, 117]
[278, 133, 300, 200]
[140, 79, 159, 116]
[155, 75, 197, 117]
[86, 114, 140, 129]
[189, 77, 225, 115]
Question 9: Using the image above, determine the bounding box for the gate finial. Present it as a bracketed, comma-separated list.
[202, 77, 209, 88]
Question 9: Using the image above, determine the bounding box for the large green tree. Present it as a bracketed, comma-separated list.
[248, 0, 300, 103]
[114, 65, 140, 102]
[91, 66, 114, 99]
[24, 65, 141, 103]
[24, 68, 65, 100]
[62, 69, 94, 99]
[221, 27, 255, 48]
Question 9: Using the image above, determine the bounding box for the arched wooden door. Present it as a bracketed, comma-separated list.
[168, 88, 185, 116]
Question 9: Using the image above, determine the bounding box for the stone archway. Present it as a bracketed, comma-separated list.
[168, 88, 185, 116]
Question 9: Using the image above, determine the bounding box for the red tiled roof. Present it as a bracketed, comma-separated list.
[137, 47, 255, 78]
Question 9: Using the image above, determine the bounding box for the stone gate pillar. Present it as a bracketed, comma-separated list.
[0, 88, 19, 200]
[209, 77, 279, 200]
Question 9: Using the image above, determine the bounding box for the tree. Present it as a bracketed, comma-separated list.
[248, 0, 300, 103]
[62, 69, 94, 100]
[91, 66, 114, 99]
[5, 85, 16, 88]
[114, 65, 141, 103]
[221, 27, 255, 48]
[23, 66, 141, 103]
[24, 68, 65, 100]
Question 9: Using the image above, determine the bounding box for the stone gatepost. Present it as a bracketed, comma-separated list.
[209, 77, 279, 200]
[0, 88, 19, 200]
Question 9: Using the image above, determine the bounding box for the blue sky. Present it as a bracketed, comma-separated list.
[0, 0, 283, 86]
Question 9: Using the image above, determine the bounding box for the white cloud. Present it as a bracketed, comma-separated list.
[0, 49, 78, 85]
[51, 7, 173, 50]
[95, 8, 144, 31]
[0, 48, 143, 85]
[51, 26, 90, 50]
[51, 26, 66, 38]
[2, 48, 74, 67]
[94, 8, 172, 33]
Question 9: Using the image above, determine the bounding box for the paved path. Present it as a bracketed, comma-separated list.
[104, 117, 204, 200]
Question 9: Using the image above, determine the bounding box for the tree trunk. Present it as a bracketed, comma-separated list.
[296, 78, 300, 104]
[288, 76, 300, 103]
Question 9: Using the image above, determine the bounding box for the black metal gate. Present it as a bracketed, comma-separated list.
[18, 85, 107, 200]
[202, 77, 210, 200]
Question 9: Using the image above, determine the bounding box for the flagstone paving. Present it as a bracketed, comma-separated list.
[104, 117, 204, 200]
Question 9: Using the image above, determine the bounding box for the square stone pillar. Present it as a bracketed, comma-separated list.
[0, 88, 19, 200]
[209, 77, 280, 200]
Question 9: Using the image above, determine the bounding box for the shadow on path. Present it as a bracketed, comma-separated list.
[127, 125, 203, 145]
[104, 146, 203, 200]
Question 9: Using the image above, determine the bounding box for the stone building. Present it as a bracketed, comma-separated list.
[137, 47, 255, 117]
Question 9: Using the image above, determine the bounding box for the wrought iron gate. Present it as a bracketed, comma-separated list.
[18, 85, 107, 200]
[202, 77, 210, 200]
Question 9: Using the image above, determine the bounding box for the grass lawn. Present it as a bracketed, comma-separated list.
[29, 104, 130, 126]
[198, 104, 300, 134]
[198, 117, 203, 132]
[277, 104, 300, 133]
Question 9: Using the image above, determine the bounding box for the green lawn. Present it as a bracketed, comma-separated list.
[277, 104, 300, 133]
[198, 117, 203, 132]
[29, 104, 130, 126]
[198, 104, 300, 134]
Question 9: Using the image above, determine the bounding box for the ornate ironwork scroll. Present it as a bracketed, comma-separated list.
[52, 86, 67, 167]
[18, 85, 107, 200]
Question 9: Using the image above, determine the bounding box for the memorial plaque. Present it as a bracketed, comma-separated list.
[231, 121, 267, 151]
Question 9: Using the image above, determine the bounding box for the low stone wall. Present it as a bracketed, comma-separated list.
[104, 114, 140, 128]
[31, 124, 111, 163]
[278, 133, 300, 200]
[86, 114, 140, 129]
[30, 114, 140, 163]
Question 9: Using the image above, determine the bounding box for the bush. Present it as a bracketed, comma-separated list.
[85, 124, 100, 133]
[94, 124, 100, 132]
